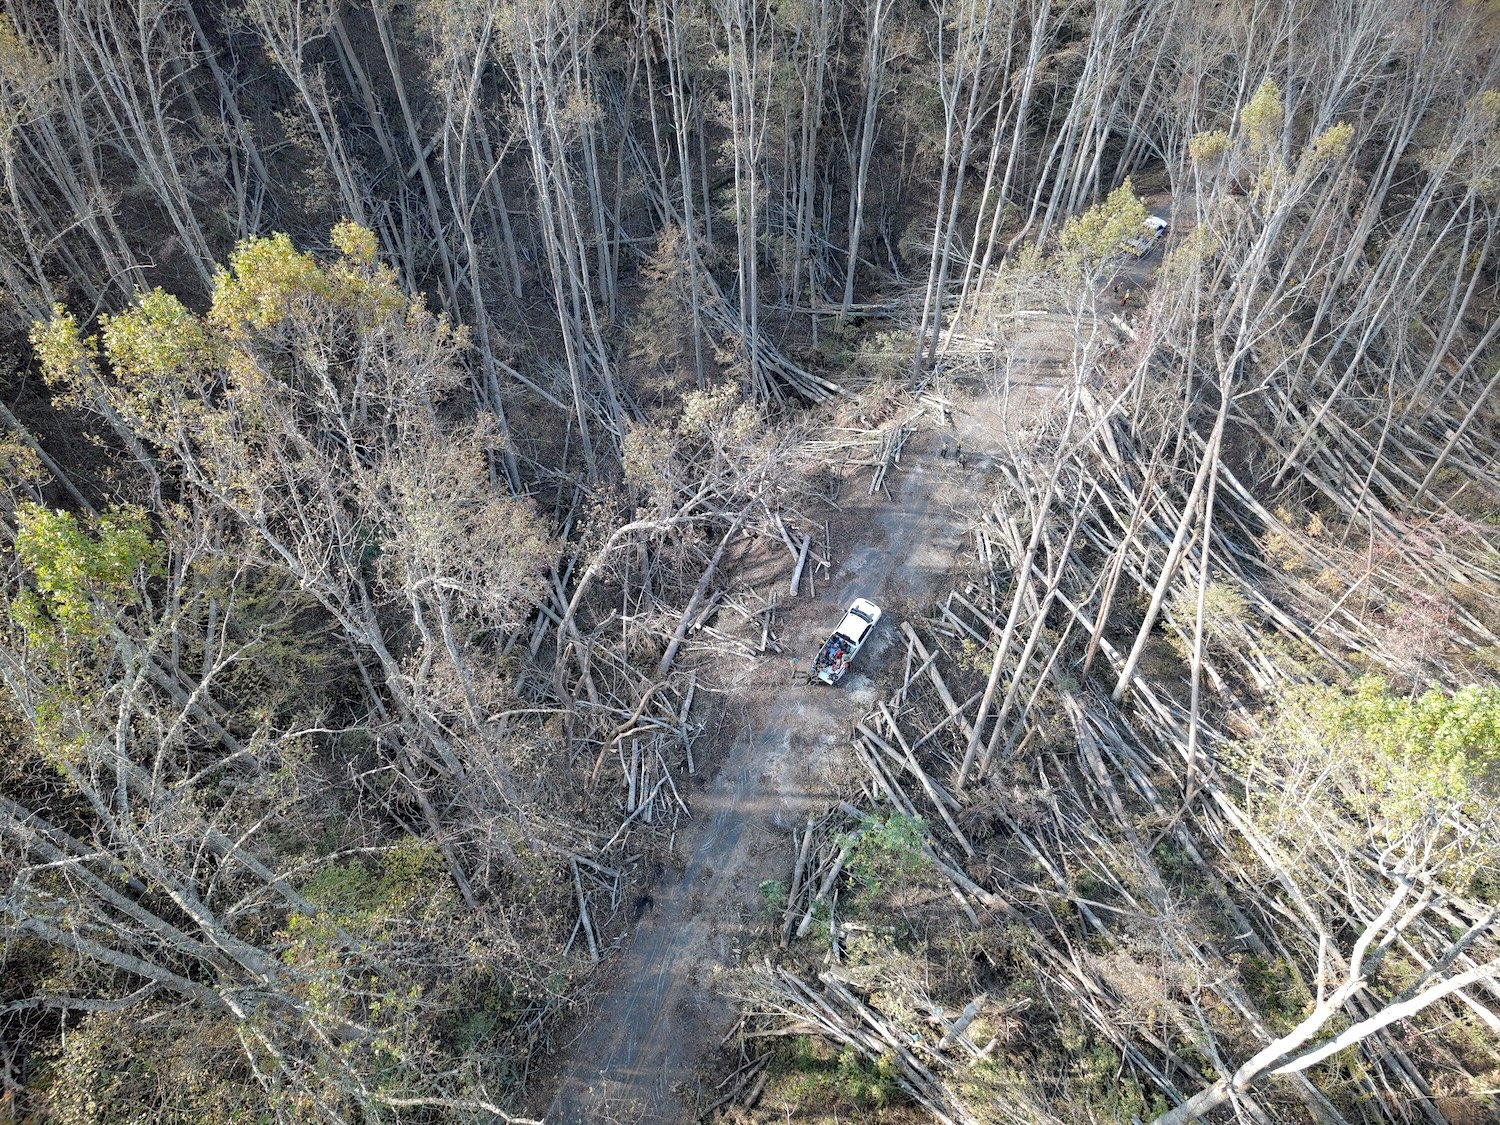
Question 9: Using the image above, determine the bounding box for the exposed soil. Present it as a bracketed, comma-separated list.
[537, 378, 1059, 1124]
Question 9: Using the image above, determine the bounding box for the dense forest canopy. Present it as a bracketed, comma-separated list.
[0, 0, 1497, 1121]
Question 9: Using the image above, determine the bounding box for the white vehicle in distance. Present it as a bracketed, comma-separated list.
[810, 599, 882, 685]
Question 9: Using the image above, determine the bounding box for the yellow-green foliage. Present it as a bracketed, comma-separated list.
[34, 1008, 259, 1125]
[280, 839, 451, 1063]
[29, 305, 93, 388]
[34, 223, 412, 426]
[841, 811, 931, 904]
[100, 288, 208, 385]
[678, 383, 758, 444]
[98, 288, 212, 424]
[1058, 178, 1148, 275]
[11, 502, 161, 642]
[208, 225, 405, 338]
[1473, 88, 1500, 130]
[627, 224, 690, 375]
[0, 433, 42, 487]
[772, 1036, 903, 1112]
[299, 837, 443, 923]
[1160, 224, 1220, 283]
[330, 217, 379, 265]
[1304, 121, 1354, 167]
[1166, 579, 1249, 660]
[854, 328, 915, 382]
[1188, 128, 1230, 165]
[621, 421, 677, 507]
[1240, 78, 1283, 154]
[208, 231, 329, 334]
[0, 13, 55, 124]
[1228, 78, 1297, 197]
[1279, 676, 1500, 817]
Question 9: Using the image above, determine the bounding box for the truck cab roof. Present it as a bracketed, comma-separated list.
[836, 599, 881, 644]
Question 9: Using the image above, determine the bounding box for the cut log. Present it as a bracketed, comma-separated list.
[790, 533, 811, 596]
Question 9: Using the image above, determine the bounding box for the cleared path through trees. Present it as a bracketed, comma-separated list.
[541, 382, 1059, 1123]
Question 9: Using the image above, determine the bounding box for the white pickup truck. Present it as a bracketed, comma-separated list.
[1122, 214, 1169, 258]
[810, 599, 882, 684]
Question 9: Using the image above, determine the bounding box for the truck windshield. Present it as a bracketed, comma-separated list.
[839, 612, 873, 643]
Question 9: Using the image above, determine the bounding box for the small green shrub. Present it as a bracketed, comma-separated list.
[842, 811, 931, 905]
[1165, 578, 1249, 661]
[300, 838, 442, 922]
[773, 1037, 903, 1111]
[12, 502, 162, 644]
[1239, 954, 1312, 1034]
[758, 879, 788, 919]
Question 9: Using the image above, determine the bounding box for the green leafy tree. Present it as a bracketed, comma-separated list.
[11, 502, 160, 642]
[34, 227, 554, 830]
[1278, 676, 1500, 822]
[6, 227, 565, 1122]
[1057, 179, 1149, 280]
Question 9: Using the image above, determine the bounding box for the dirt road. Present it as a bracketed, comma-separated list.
[540, 388, 1049, 1123]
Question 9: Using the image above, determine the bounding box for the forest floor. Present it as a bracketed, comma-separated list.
[536, 366, 1065, 1123]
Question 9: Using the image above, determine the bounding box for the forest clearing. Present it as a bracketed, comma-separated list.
[0, 1, 1497, 1123]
